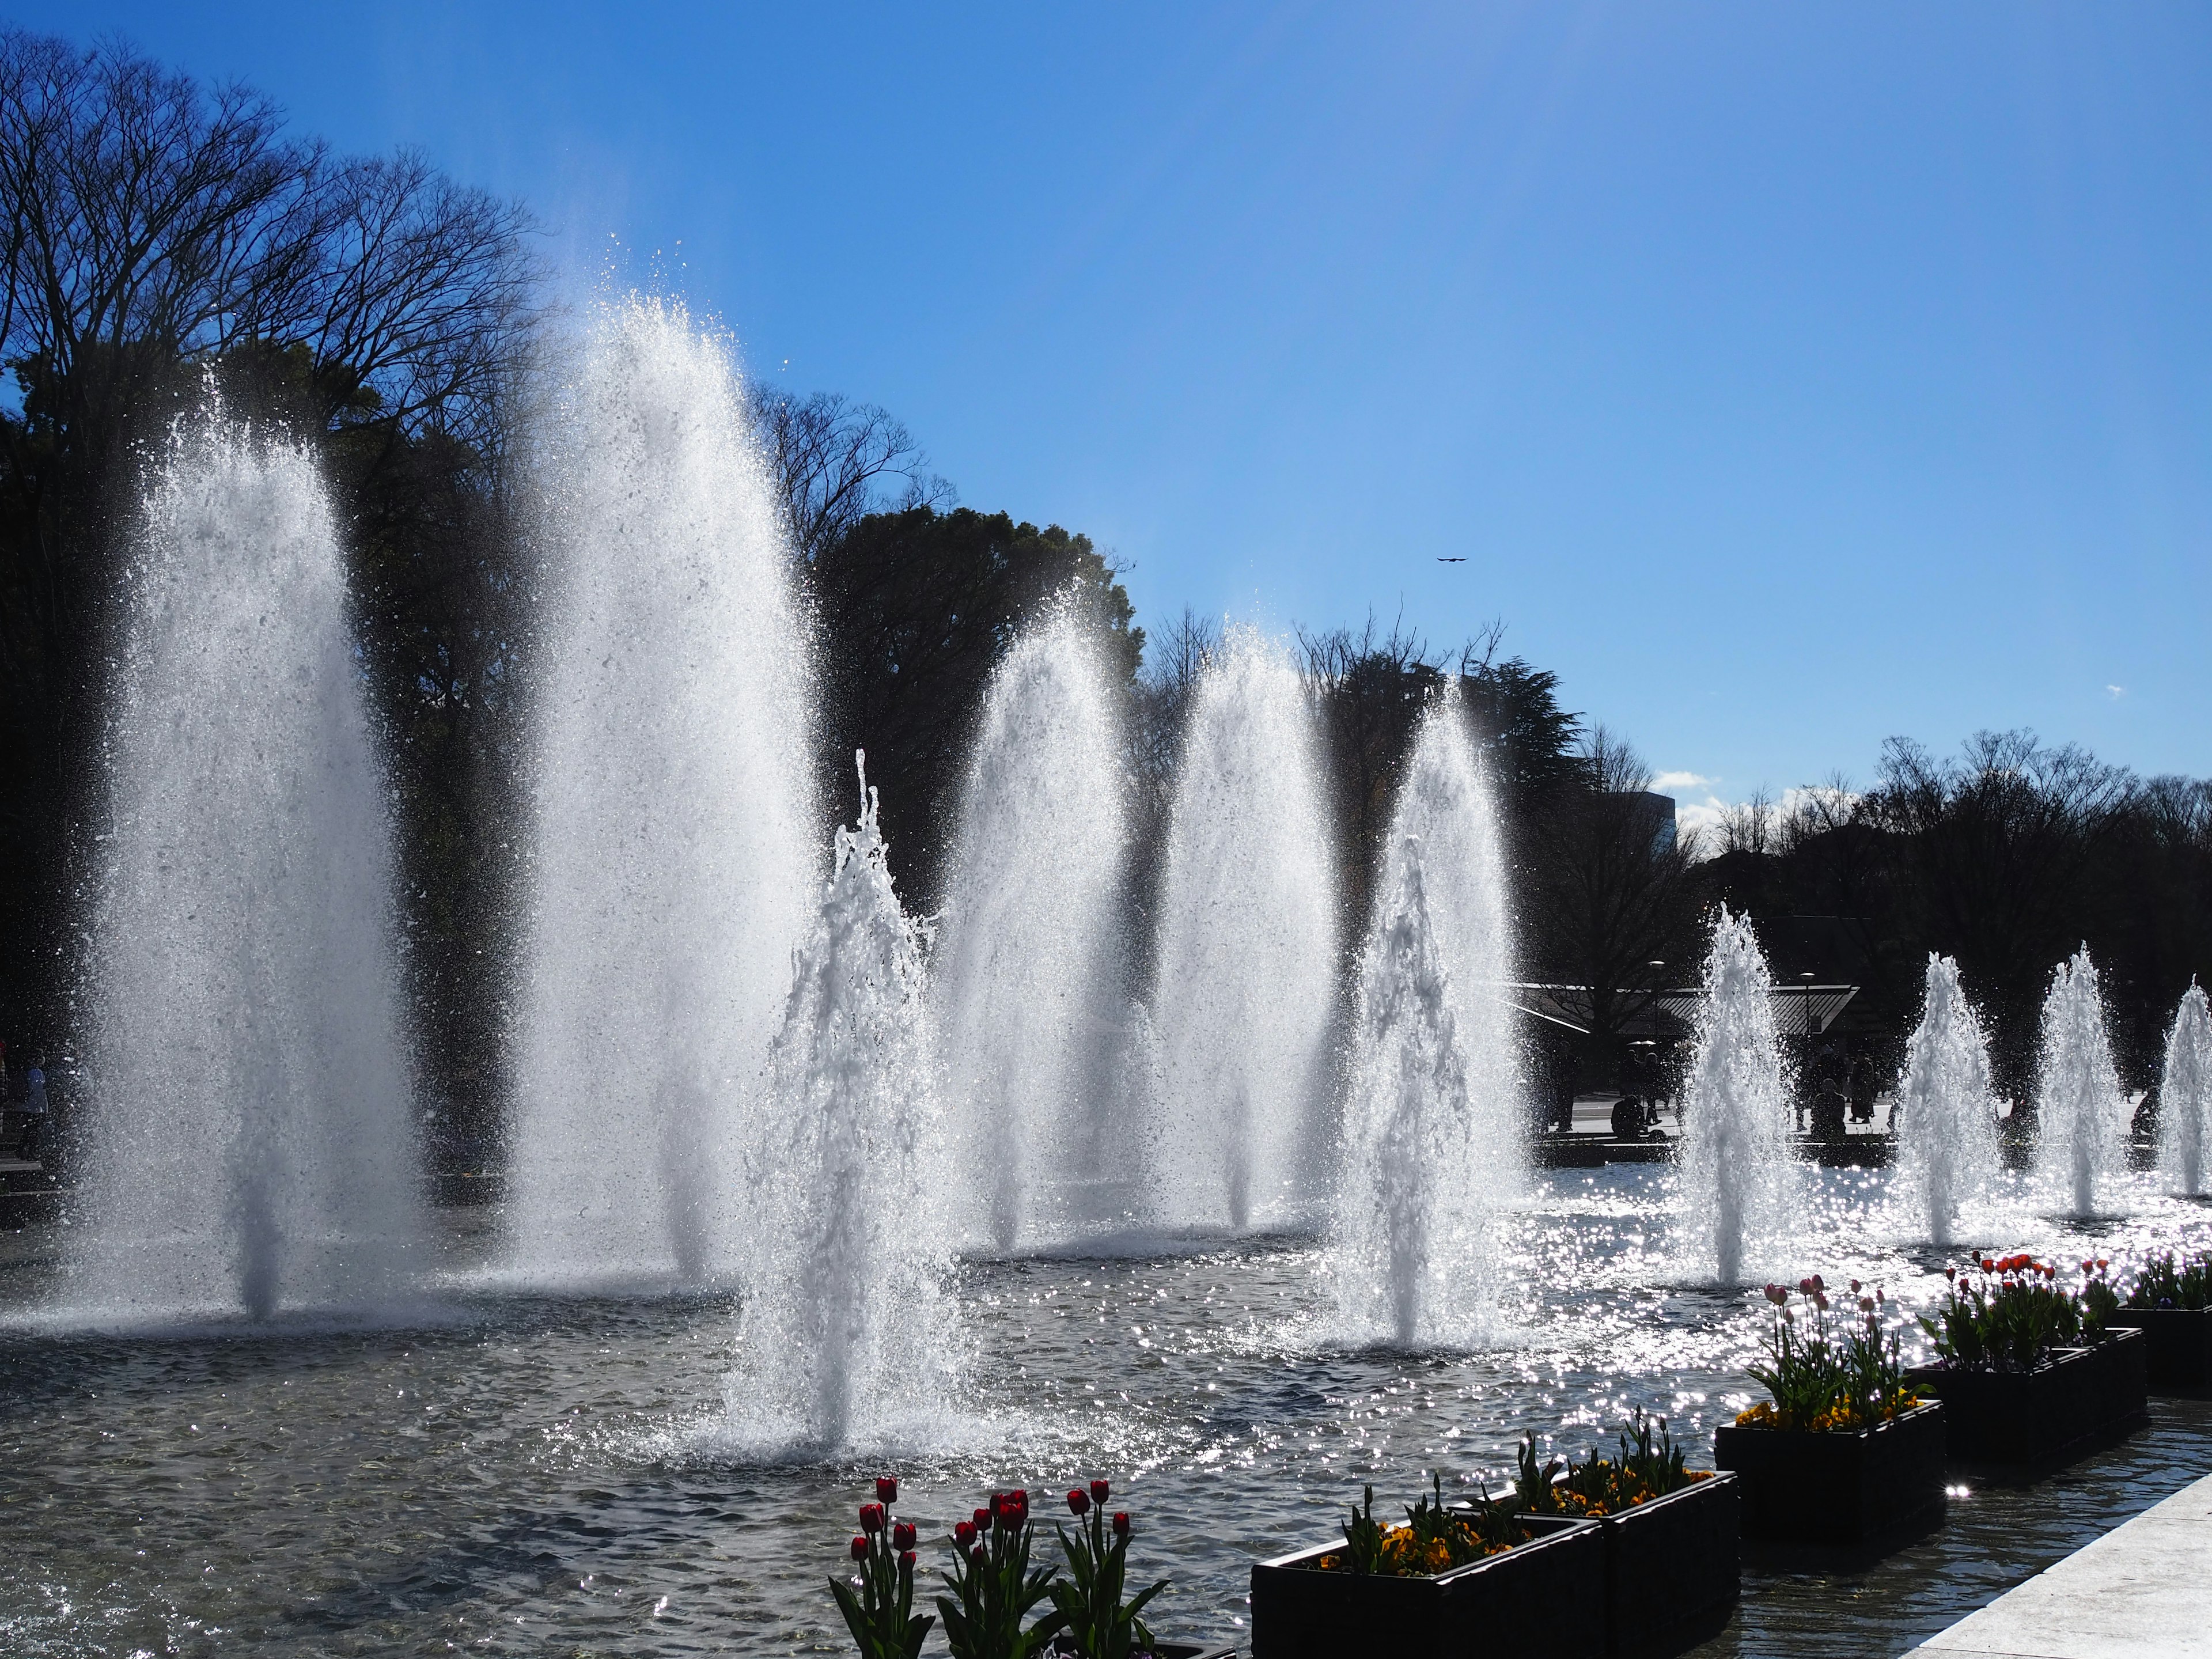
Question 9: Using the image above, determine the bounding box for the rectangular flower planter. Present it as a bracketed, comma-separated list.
[1711, 1401, 1945, 1546]
[1153, 1646, 1237, 1658]
[1248, 1515, 1605, 1659]
[1597, 1474, 1739, 1656]
[2104, 1307, 2212, 1391]
[1903, 1328, 2149, 1464]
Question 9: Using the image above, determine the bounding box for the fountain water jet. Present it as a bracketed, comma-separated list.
[1332, 698, 1519, 1347]
[77, 418, 421, 1319]
[2035, 946, 2125, 1218]
[934, 607, 1127, 1251]
[1892, 954, 1998, 1246]
[1674, 909, 1795, 1285]
[2158, 982, 2211, 1198]
[727, 759, 955, 1450]
[1147, 628, 1337, 1233]
[507, 298, 815, 1286]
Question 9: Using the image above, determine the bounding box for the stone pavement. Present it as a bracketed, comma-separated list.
[1911, 1468, 2212, 1658]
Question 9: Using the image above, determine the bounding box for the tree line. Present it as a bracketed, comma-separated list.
[0, 28, 2205, 1158]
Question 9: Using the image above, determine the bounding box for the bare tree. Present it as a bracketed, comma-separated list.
[0, 26, 543, 1051]
[1863, 730, 2133, 1105]
[745, 385, 952, 562]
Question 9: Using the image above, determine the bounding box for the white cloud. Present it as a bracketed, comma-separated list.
[1651, 770, 1714, 791]
[1675, 794, 1729, 850]
[2106, 684, 2127, 699]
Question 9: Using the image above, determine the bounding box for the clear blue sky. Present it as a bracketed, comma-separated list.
[24, 3, 2211, 823]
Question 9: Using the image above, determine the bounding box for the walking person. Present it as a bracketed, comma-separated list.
[18, 1055, 47, 1162]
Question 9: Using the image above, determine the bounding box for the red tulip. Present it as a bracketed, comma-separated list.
[1068, 1488, 1091, 1515]
[1764, 1284, 1787, 1306]
[900, 1550, 916, 1570]
[860, 1503, 885, 1534]
[1859, 1296, 1875, 1312]
[955, 1521, 976, 1546]
[850, 1535, 868, 1561]
[1944, 1266, 1956, 1282]
[1090, 1478, 1111, 1504]
[876, 1476, 899, 1505]
[1810, 1274, 1825, 1290]
[893, 1521, 916, 1551]
[973, 1508, 991, 1531]
[1849, 1278, 1861, 1293]
[1798, 1277, 1816, 1294]
[1980, 1257, 1996, 1272]
[2096, 1258, 2109, 1270]
[1113, 1512, 1131, 1537]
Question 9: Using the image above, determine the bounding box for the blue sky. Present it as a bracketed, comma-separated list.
[24, 3, 2212, 822]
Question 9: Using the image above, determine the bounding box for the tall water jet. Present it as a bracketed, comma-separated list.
[1892, 954, 1998, 1246]
[1674, 908, 1795, 1285]
[1332, 698, 1519, 1346]
[1148, 628, 1338, 1233]
[729, 760, 953, 1449]
[2160, 982, 2212, 1196]
[2034, 946, 2125, 1218]
[508, 298, 815, 1285]
[78, 419, 420, 1319]
[934, 607, 1126, 1251]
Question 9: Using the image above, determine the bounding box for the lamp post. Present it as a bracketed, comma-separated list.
[1648, 960, 1668, 1131]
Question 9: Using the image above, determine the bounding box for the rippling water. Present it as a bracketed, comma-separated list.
[3, 1164, 2209, 1656]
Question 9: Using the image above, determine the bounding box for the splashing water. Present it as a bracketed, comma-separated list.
[1147, 628, 1338, 1234]
[507, 298, 815, 1287]
[2158, 982, 2212, 1198]
[1674, 909, 1796, 1285]
[933, 608, 1128, 1251]
[1332, 699, 1519, 1346]
[77, 419, 421, 1320]
[1892, 955, 1999, 1247]
[2035, 946, 2126, 1219]
[726, 758, 955, 1452]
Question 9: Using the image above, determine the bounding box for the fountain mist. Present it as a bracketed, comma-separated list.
[79, 420, 420, 1319]
[934, 608, 1127, 1252]
[1333, 699, 1519, 1347]
[1674, 908, 1795, 1285]
[1148, 629, 1338, 1233]
[1892, 954, 1998, 1246]
[726, 760, 954, 1450]
[507, 298, 815, 1286]
[2035, 946, 2125, 1218]
[2158, 982, 2211, 1197]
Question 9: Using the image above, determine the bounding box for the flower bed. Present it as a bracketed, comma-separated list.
[1715, 1402, 1945, 1545]
[1249, 1479, 1605, 1658]
[2106, 1249, 2212, 1390]
[1503, 1413, 1738, 1653]
[1250, 1519, 1602, 1658]
[1715, 1275, 1944, 1546]
[1904, 1255, 2149, 1464]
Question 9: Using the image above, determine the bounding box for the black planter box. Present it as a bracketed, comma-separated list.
[1903, 1328, 2149, 1464]
[1249, 1515, 1605, 1658]
[2105, 1308, 2212, 1390]
[1597, 1475, 1739, 1655]
[1152, 1647, 1236, 1658]
[1712, 1401, 1945, 1545]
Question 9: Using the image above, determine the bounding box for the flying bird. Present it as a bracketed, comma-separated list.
[1437, 556, 1467, 563]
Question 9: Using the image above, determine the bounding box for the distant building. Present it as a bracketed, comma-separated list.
[1619, 790, 1676, 853]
